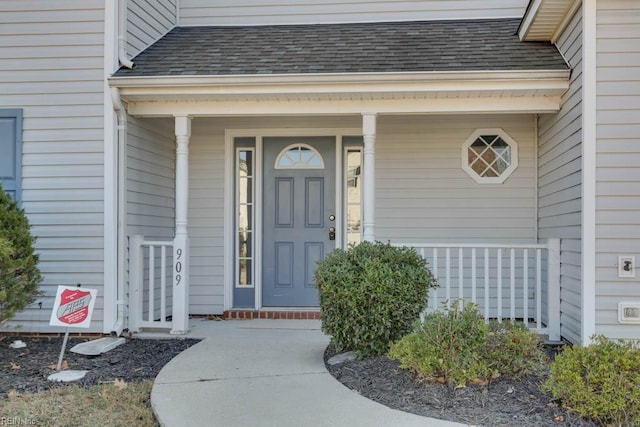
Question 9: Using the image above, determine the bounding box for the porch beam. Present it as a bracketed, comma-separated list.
[362, 113, 376, 242]
[125, 95, 564, 117]
[171, 114, 191, 335]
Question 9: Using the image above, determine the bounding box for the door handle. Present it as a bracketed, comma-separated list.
[328, 226, 336, 241]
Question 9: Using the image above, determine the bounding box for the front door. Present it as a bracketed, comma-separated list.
[262, 137, 336, 306]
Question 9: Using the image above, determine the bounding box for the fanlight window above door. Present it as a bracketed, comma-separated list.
[275, 143, 325, 169]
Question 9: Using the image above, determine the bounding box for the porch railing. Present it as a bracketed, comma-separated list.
[392, 239, 560, 341]
[129, 235, 174, 332]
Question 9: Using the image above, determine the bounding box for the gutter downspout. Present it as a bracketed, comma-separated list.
[118, 0, 134, 69]
[110, 87, 127, 336]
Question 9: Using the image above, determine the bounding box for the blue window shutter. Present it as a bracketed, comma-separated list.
[0, 109, 23, 202]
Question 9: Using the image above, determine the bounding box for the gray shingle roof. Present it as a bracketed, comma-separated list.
[113, 19, 568, 77]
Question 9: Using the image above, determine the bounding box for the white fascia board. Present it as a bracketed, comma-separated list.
[110, 70, 569, 115]
[126, 95, 563, 116]
[111, 70, 569, 93]
[519, 0, 543, 41]
[519, 0, 581, 42]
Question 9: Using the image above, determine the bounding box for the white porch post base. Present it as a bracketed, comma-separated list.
[171, 235, 190, 334]
[362, 113, 377, 242]
[171, 115, 191, 335]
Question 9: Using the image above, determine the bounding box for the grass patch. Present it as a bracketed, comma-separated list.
[0, 380, 158, 427]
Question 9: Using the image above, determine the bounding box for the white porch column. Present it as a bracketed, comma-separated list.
[362, 113, 377, 242]
[171, 115, 191, 334]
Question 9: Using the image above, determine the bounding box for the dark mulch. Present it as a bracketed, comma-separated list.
[324, 346, 597, 427]
[0, 336, 200, 397]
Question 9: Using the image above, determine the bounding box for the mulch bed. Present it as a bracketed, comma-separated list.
[324, 346, 597, 427]
[0, 336, 200, 397]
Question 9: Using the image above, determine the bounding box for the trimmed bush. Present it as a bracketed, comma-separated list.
[389, 301, 545, 387]
[0, 185, 42, 324]
[315, 241, 436, 357]
[543, 335, 640, 426]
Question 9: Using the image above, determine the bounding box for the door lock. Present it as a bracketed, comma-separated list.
[328, 226, 336, 241]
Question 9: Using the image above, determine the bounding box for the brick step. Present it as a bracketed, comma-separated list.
[223, 310, 321, 320]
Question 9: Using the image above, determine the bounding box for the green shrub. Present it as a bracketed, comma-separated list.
[315, 241, 436, 357]
[543, 335, 640, 426]
[0, 185, 42, 324]
[485, 320, 546, 379]
[389, 301, 545, 387]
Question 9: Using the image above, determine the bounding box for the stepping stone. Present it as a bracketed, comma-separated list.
[327, 351, 357, 365]
[48, 370, 88, 383]
[70, 337, 126, 356]
[9, 340, 26, 349]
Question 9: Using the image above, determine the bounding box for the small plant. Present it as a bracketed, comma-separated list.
[485, 320, 546, 379]
[543, 335, 640, 426]
[0, 184, 42, 324]
[315, 241, 436, 357]
[389, 301, 545, 387]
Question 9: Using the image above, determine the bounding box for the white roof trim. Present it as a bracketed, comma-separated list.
[109, 70, 569, 116]
[519, 0, 581, 41]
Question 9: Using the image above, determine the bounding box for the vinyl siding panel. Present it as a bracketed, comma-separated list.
[126, 117, 175, 239]
[0, 1, 105, 333]
[179, 0, 527, 26]
[127, 0, 177, 56]
[376, 114, 536, 244]
[536, 6, 582, 344]
[595, 0, 640, 340]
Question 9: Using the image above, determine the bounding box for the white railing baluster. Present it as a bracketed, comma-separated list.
[523, 249, 529, 326]
[510, 248, 516, 321]
[497, 248, 502, 322]
[148, 245, 155, 323]
[458, 247, 464, 302]
[445, 248, 451, 309]
[471, 248, 477, 304]
[160, 245, 167, 323]
[536, 249, 542, 330]
[484, 248, 489, 322]
[433, 248, 439, 310]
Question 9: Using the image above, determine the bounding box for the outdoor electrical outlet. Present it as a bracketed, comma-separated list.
[618, 256, 636, 278]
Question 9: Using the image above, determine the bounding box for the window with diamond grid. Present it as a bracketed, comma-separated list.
[462, 129, 518, 184]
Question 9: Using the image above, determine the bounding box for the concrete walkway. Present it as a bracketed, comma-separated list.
[150, 319, 466, 427]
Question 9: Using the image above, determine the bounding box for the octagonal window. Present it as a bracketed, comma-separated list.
[462, 129, 518, 184]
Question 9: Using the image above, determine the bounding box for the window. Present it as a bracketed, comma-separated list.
[0, 109, 23, 201]
[236, 147, 254, 288]
[462, 128, 518, 184]
[275, 143, 324, 169]
[343, 136, 363, 246]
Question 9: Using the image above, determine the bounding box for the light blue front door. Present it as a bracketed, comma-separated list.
[262, 137, 336, 307]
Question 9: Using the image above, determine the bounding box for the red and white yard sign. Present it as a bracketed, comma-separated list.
[49, 286, 97, 328]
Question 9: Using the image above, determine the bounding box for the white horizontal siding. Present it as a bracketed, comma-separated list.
[0, 0, 105, 333]
[377, 114, 537, 244]
[179, 0, 527, 26]
[595, 0, 640, 340]
[537, 5, 582, 344]
[126, 117, 175, 240]
[127, 0, 176, 57]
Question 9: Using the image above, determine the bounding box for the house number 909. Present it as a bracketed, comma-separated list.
[175, 248, 183, 286]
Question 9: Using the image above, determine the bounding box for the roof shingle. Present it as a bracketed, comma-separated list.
[113, 19, 568, 77]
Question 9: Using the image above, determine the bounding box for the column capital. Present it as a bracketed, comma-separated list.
[174, 115, 192, 139]
[362, 113, 377, 135]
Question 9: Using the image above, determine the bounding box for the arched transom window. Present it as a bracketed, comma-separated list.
[275, 143, 325, 169]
